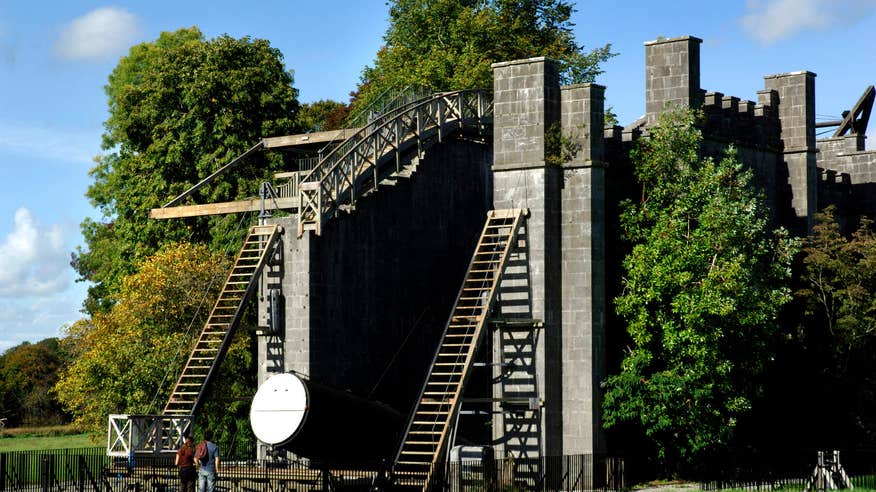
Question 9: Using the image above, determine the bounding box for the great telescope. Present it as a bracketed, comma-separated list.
[249, 372, 403, 468]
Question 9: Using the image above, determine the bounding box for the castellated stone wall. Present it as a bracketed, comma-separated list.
[256, 32, 876, 462]
[818, 134, 876, 220]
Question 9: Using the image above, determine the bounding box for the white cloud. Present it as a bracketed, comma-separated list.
[0, 120, 98, 165]
[0, 208, 71, 297]
[54, 6, 140, 61]
[0, 293, 83, 353]
[741, 0, 876, 45]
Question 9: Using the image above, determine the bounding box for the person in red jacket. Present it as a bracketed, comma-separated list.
[175, 434, 196, 492]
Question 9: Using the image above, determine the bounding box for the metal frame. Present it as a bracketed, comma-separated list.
[297, 90, 493, 236]
[107, 414, 192, 457]
[163, 224, 283, 417]
[390, 209, 526, 491]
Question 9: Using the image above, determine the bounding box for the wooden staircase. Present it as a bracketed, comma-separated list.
[163, 224, 283, 416]
[392, 209, 526, 491]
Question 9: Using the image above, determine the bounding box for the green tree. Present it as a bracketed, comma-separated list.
[73, 27, 300, 313]
[0, 339, 71, 427]
[297, 99, 350, 132]
[55, 243, 251, 435]
[602, 109, 798, 472]
[799, 206, 876, 352]
[794, 206, 876, 446]
[355, 0, 615, 109]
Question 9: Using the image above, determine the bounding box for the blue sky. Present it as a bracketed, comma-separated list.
[0, 0, 874, 351]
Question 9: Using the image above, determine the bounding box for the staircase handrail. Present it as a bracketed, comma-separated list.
[163, 224, 283, 417]
[300, 89, 445, 186]
[190, 224, 282, 416]
[298, 89, 493, 235]
[389, 209, 525, 489]
[345, 84, 432, 129]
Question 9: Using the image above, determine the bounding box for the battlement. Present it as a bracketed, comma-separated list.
[700, 90, 779, 151]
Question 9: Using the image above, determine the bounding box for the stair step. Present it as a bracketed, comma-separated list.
[163, 225, 280, 415]
[391, 209, 522, 484]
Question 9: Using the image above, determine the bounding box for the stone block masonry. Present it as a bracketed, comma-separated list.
[493, 57, 561, 170]
[491, 58, 607, 457]
[260, 140, 494, 421]
[645, 36, 703, 126]
[764, 71, 818, 232]
[255, 31, 876, 464]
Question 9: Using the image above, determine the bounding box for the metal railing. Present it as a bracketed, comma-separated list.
[297, 89, 493, 236]
[0, 448, 623, 492]
[346, 85, 433, 129]
[106, 415, 192, 457]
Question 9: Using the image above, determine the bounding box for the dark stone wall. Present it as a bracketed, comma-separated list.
[818, 135, 876, 221]
[297, 138, 493, 414]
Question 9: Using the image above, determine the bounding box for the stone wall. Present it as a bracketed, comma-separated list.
[645, 36, 703, 126]
[490, 57, 607, 457]
[259, 138, 493, 418]
[764, 71, 818, 232]
[818, 135, 876, 219]
[252, 32, 876, 463]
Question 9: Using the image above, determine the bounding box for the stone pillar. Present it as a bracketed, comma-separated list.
[645, 36, 703, 126]
[560, 83, 607, 455]
[491, 57, 563, 458]
[764, 71, 818, 231]
[257, 216, 313, 386]
[255, 216, 313, 459]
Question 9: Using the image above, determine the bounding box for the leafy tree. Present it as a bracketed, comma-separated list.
[798, 206, 876, 352]
[55, 243, 252, 434]
[356, 0, 615, 109]
[297, 99, 350, 132]
[73, 27, 300, 313]
[793, 206, 876, 446]
[602, 109, 799, 473]
[0, 339, 71, 427]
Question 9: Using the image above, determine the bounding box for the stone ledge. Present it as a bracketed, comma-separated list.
[492, 56, 557, 69]
[763, 70, 817, 80]
[643, 35, 703, 46]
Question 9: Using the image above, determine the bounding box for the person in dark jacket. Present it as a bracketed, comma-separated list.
[175, 434, 196, 492]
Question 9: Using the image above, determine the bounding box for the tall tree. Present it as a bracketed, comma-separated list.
[601, 109, 798, 473]
[0, 339, 70, 427]
[56, 242, 251, 435]
[794, 206, 876, 446]
[297, 99, 350, 132]
[73, 27, 300, 313]
[355, 0, 614, 109]
[799, 206, 876, 352]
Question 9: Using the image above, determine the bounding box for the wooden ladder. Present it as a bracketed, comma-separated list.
[163, 224, 283, 416]
[392, 209, 525, 491]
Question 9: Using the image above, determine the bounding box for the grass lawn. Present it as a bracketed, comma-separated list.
[0, 433, 99, 452]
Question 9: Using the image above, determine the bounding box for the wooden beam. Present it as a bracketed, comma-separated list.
[150, 196, 299, 219]
[262, 128, 362, 149]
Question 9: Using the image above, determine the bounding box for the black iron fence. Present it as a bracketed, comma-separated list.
[699, 449, 876, 491]
[0, 448, 625, 492]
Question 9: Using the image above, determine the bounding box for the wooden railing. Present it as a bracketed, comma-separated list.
[297, 90, 493, 236]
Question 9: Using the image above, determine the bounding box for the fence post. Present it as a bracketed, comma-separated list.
[40, 455, 49, 492]
[78, 455, 85, 492]
[0, 453, 5, 492]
